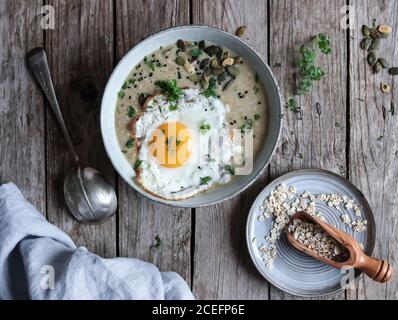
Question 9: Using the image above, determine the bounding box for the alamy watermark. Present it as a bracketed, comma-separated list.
[40, 265, 55, 290]
[40, 5, 55, 30]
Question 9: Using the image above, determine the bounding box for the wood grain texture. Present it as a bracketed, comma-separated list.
[269, 0, 347, 299]
[0, 0, 45, 211]
[45, 0, 116, 257]
[192, 0, 270, 300]
[115, 0, 192, 283]
[348, 0, 398, 300]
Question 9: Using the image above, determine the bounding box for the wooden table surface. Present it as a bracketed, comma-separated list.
[1, 0, 397, 300]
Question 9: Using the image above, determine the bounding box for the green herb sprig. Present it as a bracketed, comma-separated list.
[296, 34, 332, 95]
[155, 80, 183, 102]
[203, 77, 217, 98]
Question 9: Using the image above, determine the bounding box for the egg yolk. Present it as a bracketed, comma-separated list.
[148, 122, 193, 168]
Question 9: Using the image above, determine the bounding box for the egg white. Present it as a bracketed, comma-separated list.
[133, 89, 240, 200]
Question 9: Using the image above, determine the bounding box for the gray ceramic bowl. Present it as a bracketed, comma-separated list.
[100, 26, 282, 207]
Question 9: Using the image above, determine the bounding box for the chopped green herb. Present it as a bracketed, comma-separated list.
[377, 135, 384, 141]
[199, 121, 211, 134]
[296, 34, 331, 95]
[122, 79, 136, 89]
[240, 118, 253, 133]
[253, 86, 260, 94]
[117, 90, 125, 99]
[254, 114, 261, 120]
[287, 98, 301, 112]
[200, 176, 212, 185]
[255, 73, 260, 83]
[298, 153, 304, 159]
[191, 48, 203, 57]
[225, 165, 236, 176]
[203, 77, 217, 98]
[155, 80, 183, 102]
[176, 139, 182, 146]
[134, 160, 143, 169]
[273, 62, 282, 68]
[335, 122, 341, 128]
[154, 235, 162, 249]
[127, 106, 136, 117]
[169, 104, 179, 111]
[143, 56, 156, 71]
[125, 138, 134, 149]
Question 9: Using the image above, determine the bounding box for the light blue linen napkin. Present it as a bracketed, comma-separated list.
[0, 183, 194, 300]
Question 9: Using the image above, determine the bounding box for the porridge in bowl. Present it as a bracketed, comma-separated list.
[115, 39, 268, 200]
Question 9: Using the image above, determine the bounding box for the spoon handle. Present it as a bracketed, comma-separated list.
[27, 47, 79, 164]
[356, 255, 394, 283]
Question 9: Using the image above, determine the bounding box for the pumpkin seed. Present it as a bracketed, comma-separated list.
[378, 58, 389, 69]
[378, 24, 392, 36]
[211, 58, 219, 68]
[373, 61, 381, 74]
[236, 25, 247, 38]
[200, 78, 209, 90]
[184, 61, 195, 74]
[222, 78, 234, 91]
[188, 74, 199, 83]
[370, 28, 380, 39]
[380, 82, 391, 93]
[222, 57, 235, 66]
[176, 39, 186, 51]
[217, 72, 227, 82]
[175, 56, 187, 66]
[203, 67, 212, 81]
[233, 56, 242, 65]
[369, 38, 380, 51]
[204, 45, 221, 57]
[198, 40, 206, 50]
[199, 58, 210, 69]
[361, 25, 370, 37]
[360, 37, 372, 50]
[226, 65, 240, 78]
[388, 67, 398, 76]
[367, 52, 377, 66]
[211, 67, 224, 76]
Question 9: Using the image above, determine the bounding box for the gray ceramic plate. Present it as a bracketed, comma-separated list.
[246, 169, 375, 297]
[101, 26, 282, 207]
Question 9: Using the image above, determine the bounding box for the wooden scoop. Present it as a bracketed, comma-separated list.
[286, 212, 393, 283]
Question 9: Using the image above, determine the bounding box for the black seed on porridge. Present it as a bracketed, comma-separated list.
[134, 85, 137, 88]
[234, 120, 237, 124]
[133, 73, 137, 76]
[163, 64, 167, 67]
[165, 56, 169, 59]
[258, 102, 261, 105]
[244, 90, 248, 94]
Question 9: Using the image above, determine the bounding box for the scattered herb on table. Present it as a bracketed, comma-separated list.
[236, 26, 247, 38]
[286, 98, 301, 112]
[153, 236, 162, 249]
[298, 153, 304, 159]
[335, 122, 341, 128]
[254, 114, 261, 120]
[273, 62, 282, 68]
[296, 34, 332, 95]
[377, 135, 384, 142]
[200, 176, 212, 185]
[390, 102, 395, 115]
[155, 80, 183, 102]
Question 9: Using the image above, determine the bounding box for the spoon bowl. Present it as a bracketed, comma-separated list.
[64, 166, 117, 223]
[286, 212, 393, 283]
[27, 47, 118, 224]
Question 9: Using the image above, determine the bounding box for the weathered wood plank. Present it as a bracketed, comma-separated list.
[192, 0, 270, 300]
[45, 0, 116, 257]
[348, 0, 398, 300]
[0, 0, 45, 211]
[115, 0, 192, 284]
[269, 0, 347, 299]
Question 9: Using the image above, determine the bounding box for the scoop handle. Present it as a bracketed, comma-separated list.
[357, 255, 394, 283]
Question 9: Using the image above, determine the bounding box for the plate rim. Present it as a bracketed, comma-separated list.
[245, 168, 376, 298]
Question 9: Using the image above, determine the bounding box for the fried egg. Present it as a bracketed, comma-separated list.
[131, 88, 240, 200]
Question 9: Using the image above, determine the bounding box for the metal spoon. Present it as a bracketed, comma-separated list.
[27, 47, 117, 224]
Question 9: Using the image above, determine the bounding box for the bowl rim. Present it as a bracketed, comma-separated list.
[245, 168, 376, 297]
[100, 25, 283, 208]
